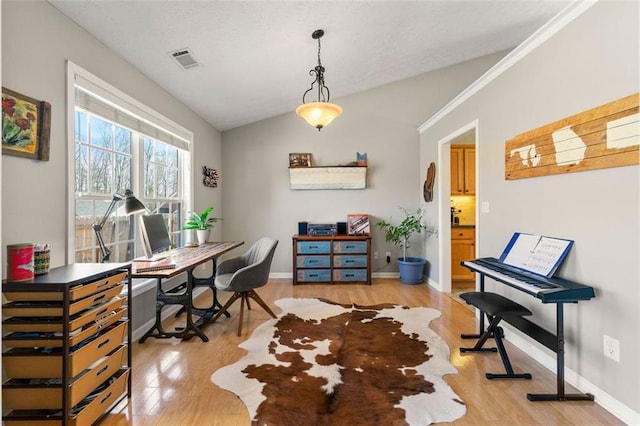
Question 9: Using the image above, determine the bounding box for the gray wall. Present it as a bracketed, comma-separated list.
[221, 51, 507, 274]
[1, 1, 222, 328]
[420, 1, 639, 417]
[1, 0, 223, 273]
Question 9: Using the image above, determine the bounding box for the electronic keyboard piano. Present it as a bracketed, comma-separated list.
[461, 257, 596, 402]
[463, 257, 595, 303]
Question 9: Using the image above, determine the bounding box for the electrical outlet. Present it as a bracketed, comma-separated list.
[385, 252, 391, 263]
[603, 335, 620, 362]
[373, 251, 379, 260]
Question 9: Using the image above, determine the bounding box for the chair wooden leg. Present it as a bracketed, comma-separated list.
[247, 290, 277, 318]
[210, 292, 241, 324]
[237, 293, 246, 336]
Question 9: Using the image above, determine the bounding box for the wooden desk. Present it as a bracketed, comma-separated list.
[133, 241, 243, 342]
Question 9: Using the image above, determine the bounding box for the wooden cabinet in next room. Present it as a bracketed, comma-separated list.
[452, 227, 476, 281]
[451, 145, 475, 195]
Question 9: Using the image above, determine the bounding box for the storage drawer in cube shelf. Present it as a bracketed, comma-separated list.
[3, 320, 127, 379]
[297, 269, 331, 282]
[296, 255, 330, 268]
[333, 255, 368, 268]
[333, 241, 367, 254]
[297, 241, 331, 254]
[2, 346, 126, 410]
[333, 269, 368, 282]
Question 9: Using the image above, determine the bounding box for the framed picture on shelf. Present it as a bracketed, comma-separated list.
[289, 153, 312, 168]
[347, 214, 370, 235]
[2, 87, 51, 161]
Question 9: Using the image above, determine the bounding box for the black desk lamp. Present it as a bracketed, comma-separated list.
[92, 189, 146, 263]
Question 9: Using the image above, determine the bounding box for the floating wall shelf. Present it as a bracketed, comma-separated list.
[289, 167, 367, 190]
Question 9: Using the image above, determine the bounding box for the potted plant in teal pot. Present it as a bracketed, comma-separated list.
[182, 206, 220, 246]
[376, 208, 430, 284]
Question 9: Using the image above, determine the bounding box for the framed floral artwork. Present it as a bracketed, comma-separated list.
[2, 87, 51, 161]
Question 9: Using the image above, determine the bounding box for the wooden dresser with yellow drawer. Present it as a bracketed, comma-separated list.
[2, 263, 132, 426]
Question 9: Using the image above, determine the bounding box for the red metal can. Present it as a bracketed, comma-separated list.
[7, 243, 35, 281]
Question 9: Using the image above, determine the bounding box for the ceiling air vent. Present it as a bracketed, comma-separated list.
[168, 48, 200, 70]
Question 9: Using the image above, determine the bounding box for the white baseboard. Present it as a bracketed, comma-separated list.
[372, 272, 399, 279]
[269, 272, 292, 279]
[504, 325, 640, 425]
[426, 276, 442, 291]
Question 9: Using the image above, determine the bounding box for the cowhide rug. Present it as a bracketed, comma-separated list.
[211, 298, 466, 425]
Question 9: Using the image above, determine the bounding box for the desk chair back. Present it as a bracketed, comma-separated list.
[211, 238, 278, 335]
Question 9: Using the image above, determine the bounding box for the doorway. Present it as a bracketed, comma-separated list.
[437, 120, 478, 294]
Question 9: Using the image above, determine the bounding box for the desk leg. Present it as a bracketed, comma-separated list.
[139, 276, 210, 343]
[191, 258, 231, 325]
[527, 303, 594, 401]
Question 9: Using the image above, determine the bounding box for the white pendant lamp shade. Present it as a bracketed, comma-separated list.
[297, 29, 342, 131]
[296, 101, 342, 130]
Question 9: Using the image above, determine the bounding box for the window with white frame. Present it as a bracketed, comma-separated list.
[68, 62, 192, 264]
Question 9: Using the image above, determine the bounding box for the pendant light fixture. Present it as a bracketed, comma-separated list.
[296, 29, 342, 131]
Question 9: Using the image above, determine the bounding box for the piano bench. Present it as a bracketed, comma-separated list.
[459, 291, 533, 380]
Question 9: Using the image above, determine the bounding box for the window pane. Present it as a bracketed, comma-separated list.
[75, 199, 94, 250]
[154, 142, 167, 164]
[114, 127, 131, 154]
[75, 249, 95, 263]
[114, 242, 134, 262]
[114, 154, 131, 195]
[75, 143, 89, 193]
[167, 168, 178, 197]
[90, 117, 112, 149]
[145, 202, 158, 215]
[168, 148, 178, 168]
[75, 110, 87, 143]
[72, 99, 187, 265]
[154, 164, 167, 197]
[90, 148, 112, 194]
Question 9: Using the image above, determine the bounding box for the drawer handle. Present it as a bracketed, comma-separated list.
[309, 245, 319, 249]
[345, 274, 355, 277]
[97, 280, 110, 288]
[92, 294, 107, 303]
[309, 274, 319, 277]
[96, 365, 109, 376]
[100, 391, 113, 405]
[97, 338, 110, 349]
[345, 260, 355, 264]
[309, 259, 318, 263]
[95, 307, 108, 317]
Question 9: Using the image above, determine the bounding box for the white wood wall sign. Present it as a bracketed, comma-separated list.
[505, 93, 639, 180]
[289, 167, 367, 190]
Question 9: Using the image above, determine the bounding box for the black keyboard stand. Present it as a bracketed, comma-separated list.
[526, 303, 594, 401]
[462, 266, 595, 402]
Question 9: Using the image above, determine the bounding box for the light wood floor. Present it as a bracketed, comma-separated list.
[103, 278, 622, 425]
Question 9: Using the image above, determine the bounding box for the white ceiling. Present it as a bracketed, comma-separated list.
[48, 1, 571, 132]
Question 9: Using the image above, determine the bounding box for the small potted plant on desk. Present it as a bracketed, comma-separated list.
[182, 206, 220, 246]
[376, 208, 432, 284]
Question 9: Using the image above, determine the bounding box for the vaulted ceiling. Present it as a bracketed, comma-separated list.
[48, 1, 570, 131]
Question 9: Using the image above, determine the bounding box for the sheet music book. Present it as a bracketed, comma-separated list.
[134, 258, 177, 273]
[498, 232, 573, 278]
